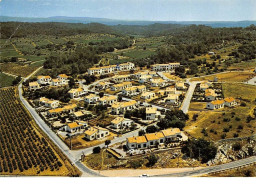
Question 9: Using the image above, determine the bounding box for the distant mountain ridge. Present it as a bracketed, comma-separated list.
[1, 16, 256, 27]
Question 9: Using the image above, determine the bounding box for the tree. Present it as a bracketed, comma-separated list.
[181, 138, 217, 163]
[68, 77, 75, 88]
[93, 146, 101, 154]
[105, 140, 111, 148]
[118, 94, 122, 102]
[138, 130, 146, 136]
[146, 125, 158, 134]
[99, 92, 104, 98]
[12, 76, 22, 85]
[147, 154, 159, 167]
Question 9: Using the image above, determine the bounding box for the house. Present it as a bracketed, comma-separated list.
[72, 110, 92, 119]
[96, 82, 111, 90]
[47, 108, 63, 116]
[111, 100, 137, 114]
[68, 88, 86, 99]
[165, 87, 176, 95]
[37, 75, 52, 84]
[29, 82, 40, 90]
[118, 62, 135, 71]
[51, 79, 61, 86]
[111, 75, 131, 83]
[151, 63, 180, 72]
[134, 71, 149, 79]
[208, 51, 215, 55]
[59, 121, 86, 133]
[175, 82, 186, 90]
[122, 86, 138, 97]
[136, 85, 147, 93]
[88, 62, 135, 75]
[205, 89, 217, 101]
[150, 78, 166, 87]
[98, 95, 117, 106]
[141, 92, 156, 100]
[84, 126, 109, 141]
[126, 128, 182, 149]
[139, 75, 152, 83]
[161, 128, 181, 142]
[127, 136, 149, 149]
[111, 117, 134, 130]
[111, 82, 132, 91]
[200, 82, 212, 91]
[165, 94, 179, 104]
[146, 107, 160, 120]
[145, 132, 165, 147]
[224, 97, 237, 107]
[84, 94, 100, 104]
[148, 71, 158, 77]
[39, 97, 59, 108]
[63, 104, 77, 113]
[57, 74, 69, 84]
[207, 99, 225, 110]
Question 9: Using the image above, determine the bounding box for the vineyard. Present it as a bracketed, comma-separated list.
[0, 87, 80, 176]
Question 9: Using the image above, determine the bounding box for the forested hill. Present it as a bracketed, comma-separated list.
[2, 21, 256, 39]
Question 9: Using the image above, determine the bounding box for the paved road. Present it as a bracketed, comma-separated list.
[2, 71, 21, 78]
[154, 156, 256, 177]
[180, 81, 199, 114]
[246, 76, 256, 86]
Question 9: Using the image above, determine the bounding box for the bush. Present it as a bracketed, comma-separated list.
[232, 143, 242, 151]
[146, 154, 159, 167]
[130, 160, 143, 169]
[93, 146, 101, 154]
[235, 117, 241, 121]
[241, 102, 247, 107]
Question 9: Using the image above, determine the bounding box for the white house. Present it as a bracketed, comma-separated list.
[111, 117, 134, 130]
[165, 94, 179, 104]
[150, 78, 166, 87]
[68, 88, 86, 99]
[111, 75, 131, 83]
[122, 86, 138, 97]
[127, 136, 149, 149]
[111, 100, 137, 114]
[57, 74, 69, 84]
[206, 99, 225, 110]
[224, 97, 237, 107]
[205, 89, 217, 101]
[146, 107, 160, 120]
[51, 79, 62, 86]
[200, 82, 212, 91]
[139, 75, 152, 83]
[84, 126, 109, 141]
[29, 82, 40, 90]
[84, 94, 100, 104]
[59, 121, 87, 133]
[111, 82, 132, 91]
[98, 95, 117, 106]
[37, 75, 52, 85]
[141, 92, 156, 100]
[96, 82, 111, 90]
[39, 97, 59, 108]
[151, 63, 180, 72]
[175, 82, 186, 90]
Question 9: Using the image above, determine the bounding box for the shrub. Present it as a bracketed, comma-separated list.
[235, 117, 241, 121]
[241, 102, 246, 107]
[130, 160, 143, 169]
[146, 154, 159, 167]
[232, 143, 242, 151]
[93, 146, 101, 154]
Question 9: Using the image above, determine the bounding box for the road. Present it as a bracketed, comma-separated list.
[154, 156, 256, 177]
[180, 81, 199, 114]
[246, 76, 256, 86]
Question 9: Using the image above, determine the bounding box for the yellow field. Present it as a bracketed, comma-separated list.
[163, 73, 183, 81]
[0, 63, 41, 77]
[191, 71, 255, 82]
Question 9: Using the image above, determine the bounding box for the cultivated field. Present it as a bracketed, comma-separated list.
[0, 72, 15, 88]
[0, 87, 80, 176]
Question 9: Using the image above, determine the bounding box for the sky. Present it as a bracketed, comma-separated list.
[1, 0, 256, 21]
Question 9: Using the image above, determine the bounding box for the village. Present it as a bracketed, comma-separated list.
[23, 60, 241, 161]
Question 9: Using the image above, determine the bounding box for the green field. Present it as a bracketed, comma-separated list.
[0, 72, 15, 88]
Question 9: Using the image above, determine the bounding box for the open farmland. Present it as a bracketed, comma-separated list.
[0, 63, 41, 77]
[0, 73, 15, 88]
[191, 71, 255, 82]
[0, 87, 80, 176]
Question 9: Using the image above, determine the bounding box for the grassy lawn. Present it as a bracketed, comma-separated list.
[0, 72, 15, 88]
[189, 102, 207, 110]
[191, 71, 255, 82]
[185, 83, 256, 141]
[163, 73, 183, 81]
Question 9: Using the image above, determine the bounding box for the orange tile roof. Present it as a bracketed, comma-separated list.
[58, 74, 68, 78]
[145, 132, 164, 141]
[211, 99, 225, 105]
[127, 136, 147, 144]
[224, 97, 235, 103]
[48, 108, 63, 113]
[29, 82, 39, 87]
[68, 122, 82, 129]
[161, 128, 181, 137]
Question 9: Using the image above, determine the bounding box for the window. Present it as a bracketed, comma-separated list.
[160, 139, 163, 143]
[150, 141, 153, 145]
[143, 144, 146, 147]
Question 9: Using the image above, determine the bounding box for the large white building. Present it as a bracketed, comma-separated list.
[111, 100, 137, 114]
[151, 63, 180, 72]
[88, 62, 135, 75]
